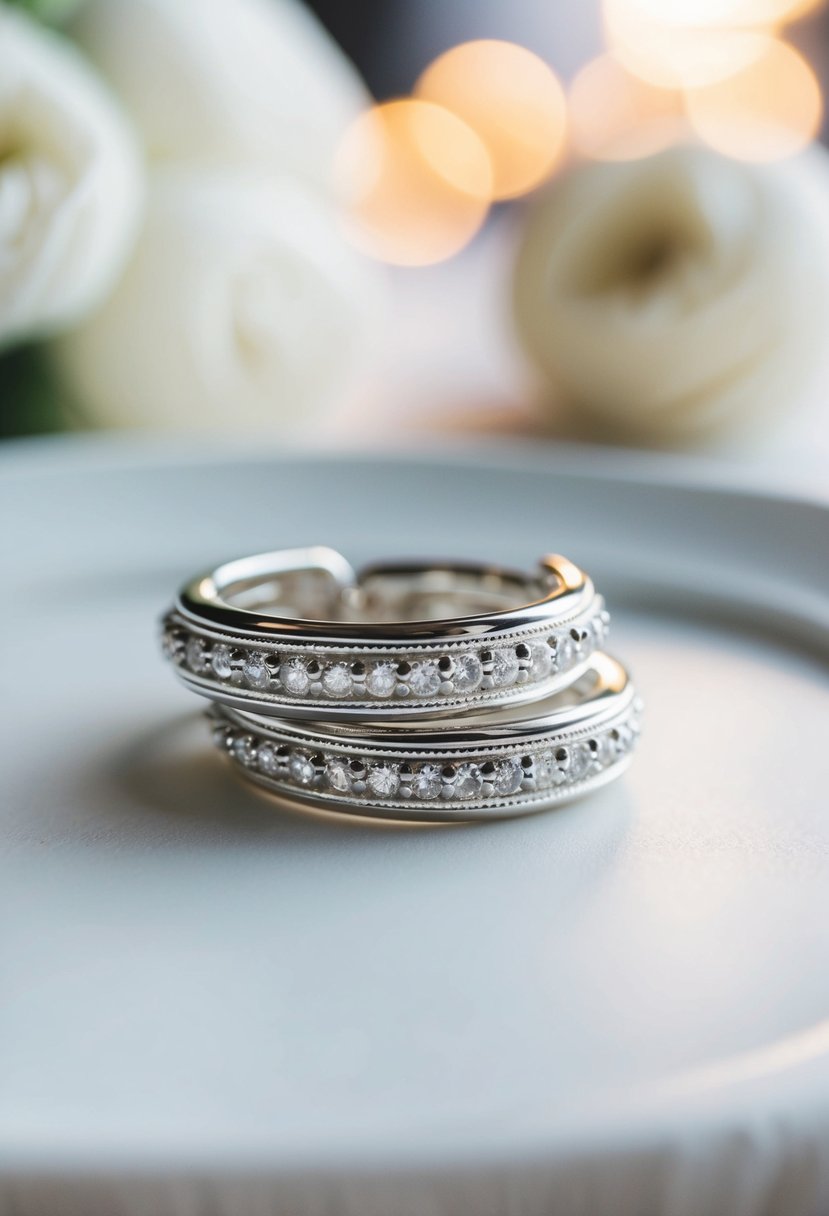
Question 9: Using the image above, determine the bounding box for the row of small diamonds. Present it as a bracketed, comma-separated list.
[164, 606, 609, 702]
[213, 707, 642, 804]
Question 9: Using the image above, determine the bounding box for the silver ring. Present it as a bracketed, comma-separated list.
[209, 653, 641, 821]
[162, 547, 609, 720]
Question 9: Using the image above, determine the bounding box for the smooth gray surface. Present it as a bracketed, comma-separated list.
[2, 437, 828, 1215]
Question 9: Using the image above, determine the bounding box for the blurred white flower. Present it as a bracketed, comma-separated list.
[513, 144, 829, 442]
[53, 168, 385, 430]
[70, 0, 369, 193]
[0, 6, 141, 347]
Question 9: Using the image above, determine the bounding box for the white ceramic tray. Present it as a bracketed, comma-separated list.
[2, 436, 828, 1216]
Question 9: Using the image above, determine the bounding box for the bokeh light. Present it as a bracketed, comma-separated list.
[720, 0, 826, 19]
[569, 54, 687, 160]
[603, 0, 774, 88]
[685, 36, 822, 160]
[334, 99, 493, 266]
[415, 40, 567, 200]
[604, 0, 825, 26]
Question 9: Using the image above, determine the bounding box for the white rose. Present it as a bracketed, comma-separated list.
[513, 144, 829, 442]
[0, 6, 141, 347]
[70, 0, 369, 192]
[53, 167, 385, 430]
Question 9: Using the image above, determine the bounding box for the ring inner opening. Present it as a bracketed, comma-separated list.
[221, 566, 547, 623]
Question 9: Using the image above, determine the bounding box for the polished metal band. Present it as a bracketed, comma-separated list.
[162, 547, 609, 720]
[209, 654, 641, 821]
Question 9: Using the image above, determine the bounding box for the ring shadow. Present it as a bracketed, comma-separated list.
[94, 711, 635, 855]
[102, 711, 491, 844]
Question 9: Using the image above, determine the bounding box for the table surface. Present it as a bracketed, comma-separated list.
[2, 436, 828, 1216]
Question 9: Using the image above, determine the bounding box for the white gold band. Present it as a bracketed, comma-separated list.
[209, 654, 641, 821]
[163, 547, 608, 720]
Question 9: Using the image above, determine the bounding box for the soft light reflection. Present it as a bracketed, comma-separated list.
[605, 0, 825, 25]
[718, 0, 826, 19]
[603, 0, 774, 88]
[569, 54, 687, 160]
[414, 40, 567, 200]
[686, 37, 822, 160]
[334, 99, 492, 267]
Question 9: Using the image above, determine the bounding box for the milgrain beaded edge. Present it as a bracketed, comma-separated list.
[208, 695, 643, 819]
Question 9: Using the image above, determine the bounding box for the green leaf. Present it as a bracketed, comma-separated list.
[2, 0, 86, 25]
[0, 344, 78, 438]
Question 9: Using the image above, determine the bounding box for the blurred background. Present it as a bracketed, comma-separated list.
[3, 0, 829, 475]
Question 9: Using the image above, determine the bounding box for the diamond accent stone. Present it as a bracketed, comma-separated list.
[281, 657, 310, 695]
[570, 626, 592, 655]
[592, 610, 610, 648]
[609, 724, 633, 758]
[325, 757, 352, 792]
[407, 660, 441, 698]
[161, 625, 181, 662]
[289, 752, 316, 785]
[452, 652, 483, 693]
[257, 744, 280, 776]
[211, 643, 234, 679]
[211, 721, 230, 748]
[453, 763, 483, 799]
[527, 641, 552, 681]
[490, 647, 519, 687]
[243, 651, 269, 690]
[186, 636, 207, 673]
[533, 750, 554, 787]
[548, 747, 571, 786]
[232, 735, 257, 766]
[493, 758, 523, 795]
[321, 663, 352, 697]
[566, 742, 592, 781]
[412, 763, 442, 800]
[366, 662, 397, 698]
[589, 735, 614, 769]
[551, 634, 575, 672]
[367, 763, 400, 797]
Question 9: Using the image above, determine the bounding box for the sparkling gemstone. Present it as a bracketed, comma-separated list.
[281, 657, 310, 695]
[453, 763, 483, 799]
[570, 626, 591, 654]
[452, 652, 483, 693]
[493, 758, 523, 795]
[590, 735, 614, 768]
[412, 763, 443, 800]
[211, 643, 233, 679]
[591, 610, 609, 648]
[566, 743, 592, 781]
[527, 640, 553, 681]
[534, 751, 555, 787]
[162, 627, 182, 662]
[243, 651, 269, 690]
[325, 757, 352, 793]
[232, 735, 256, 767]
[257, 744, 280, 776]
[366, 662, 397, 698]
[211, 722, 230, 748]
[407, 660, 441, 698]
[609, 724, 633, 758]
[551, 634, 575, 672]
[367, 763, 400, 797]
[545, 748, 569, 785]
[186, 636, 207, 673]
[289, 752, 316, 785]
[490, 647, 520, 687]
[322, 663, 352, 697]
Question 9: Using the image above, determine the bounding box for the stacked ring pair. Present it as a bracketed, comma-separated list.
[161, 547, 642, 820]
